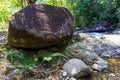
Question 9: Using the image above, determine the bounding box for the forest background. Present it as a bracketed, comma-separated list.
[0, 0, 120, 28]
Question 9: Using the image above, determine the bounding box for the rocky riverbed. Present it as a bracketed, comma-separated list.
[0, 25, 120, 80]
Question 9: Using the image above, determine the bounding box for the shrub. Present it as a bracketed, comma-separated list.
[41, 0, 64, 6]
[116, 7, 120, 26]
[0, 0, 11, 25]
[65, 0, 120, 27]
[65, 0, 98, 27]
[3, 49, 64, 69]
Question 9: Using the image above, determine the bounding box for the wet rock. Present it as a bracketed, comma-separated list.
[77, 33, 120, 58]
[90, 21, 111, 32]
[100, 47, 120, 58]
[8, 4, 73, 49]
[63, 58, 92, 79]
[108, 73, 115, 77]
[92, 58, 108, 72]
[96, 58, 108, 67]
[113, 28, 120, 34]
[92, 64, 104, 72]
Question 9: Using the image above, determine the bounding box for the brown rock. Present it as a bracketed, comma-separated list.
[8, 4, 73, 48]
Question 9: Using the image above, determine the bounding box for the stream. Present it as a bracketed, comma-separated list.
[86, 32, 120, 46]
[91, 33, 120, 80]
[74, 29, 120, 80]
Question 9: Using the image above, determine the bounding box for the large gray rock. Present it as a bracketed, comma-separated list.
[63, 58, 92, 79]
[65, 42, 99, 64]
[8, 4, 73, 48]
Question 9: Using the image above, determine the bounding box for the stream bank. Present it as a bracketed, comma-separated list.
[0, 25, 120, 80]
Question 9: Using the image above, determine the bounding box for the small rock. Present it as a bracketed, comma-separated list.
[7, 69, 19, 77]
[79, 33, 89, 39]
[113, 28, 120, 34]
[96, 58, 108, 68]
[61, 70, 67, 77]
[66, 77, 70, 80]
[63, 58, 92, 79]
[108, 73, 115, 77]
[92, 58, 108, 72]
[92, 64, 104, 72]
[90, 21, 111, 32]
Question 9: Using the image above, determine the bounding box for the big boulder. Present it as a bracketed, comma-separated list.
[8, 4, 73, 48]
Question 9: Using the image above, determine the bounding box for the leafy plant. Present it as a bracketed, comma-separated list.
[5, 49, 25, 62]
[4, 49, 38, 69]
[37, 51, 65, 64]
[116, 7, 120, 26]
[65, 0, 98, 27]
[3, 49, 65, 69]
[11, 0, 37, 9]
[41, 0, 64, 6]
[0, 0, 11, 25]
[65, 0, 120, 27]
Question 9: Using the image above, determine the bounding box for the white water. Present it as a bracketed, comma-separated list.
[87, 33, 120, 46]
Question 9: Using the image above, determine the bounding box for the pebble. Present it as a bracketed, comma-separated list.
[92, 58, 108, 72]
[108, 73, 115, 77]
[62, 70, 67, 77]
[92, 64, 103, 72]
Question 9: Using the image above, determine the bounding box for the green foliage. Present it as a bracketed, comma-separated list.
[116, 7, 120, 26]
[37, 52, 65, 64]
[4, 49, 64, 69]
[65, 0, 120, 27]
[4, 49, 37, 69]
[0, 0, 37, 26]
[41, 0, 64, 6]
[1, 0, 119, 27]
[11, 0, 37, 9]
[0, 0, 11, 25]
[65, 0, 97, 27]
[95, 0, 119, 25]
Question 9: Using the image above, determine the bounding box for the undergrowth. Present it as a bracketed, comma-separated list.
[2, 49, 65, 70]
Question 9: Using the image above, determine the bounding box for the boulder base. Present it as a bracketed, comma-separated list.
[8, 4, 73, 48]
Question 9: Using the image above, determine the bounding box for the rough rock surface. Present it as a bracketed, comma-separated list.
[113, 28, 120, 33]
[65, 42, 99, 64]
[76, 33, 120, 58]
[65, 41, 108, 72]
[8, 4, 73, 48]
[63, 58, 92, 79]
[92, 58, 108, 71]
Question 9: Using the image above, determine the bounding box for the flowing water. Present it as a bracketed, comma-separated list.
[91, 58, 120, 80]
[83, 32, 120, 80]
[86, 32, 120, 46]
